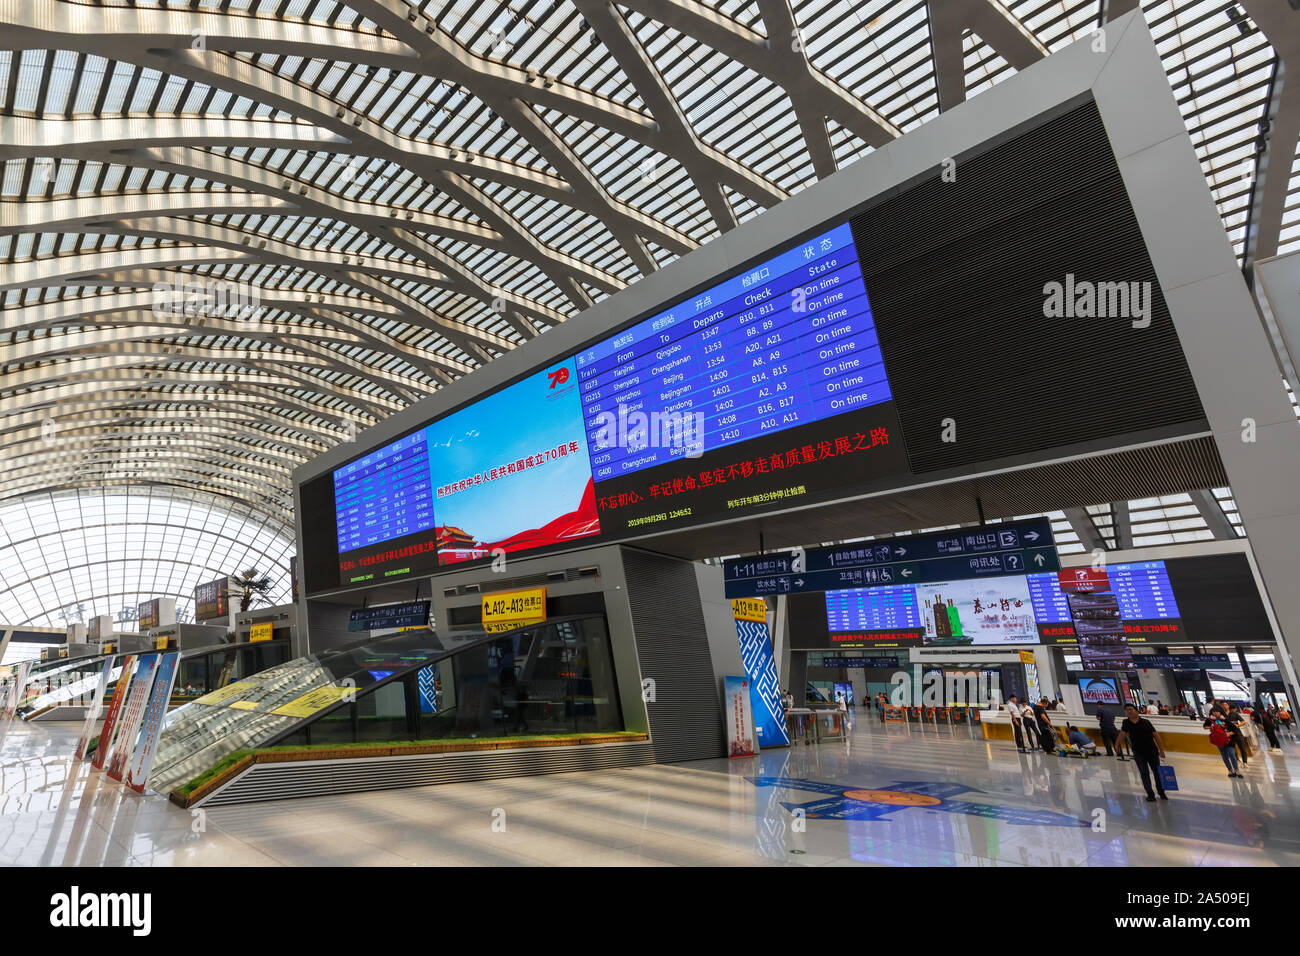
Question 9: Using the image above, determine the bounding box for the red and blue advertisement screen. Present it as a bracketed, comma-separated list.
[327, 221, 906, 586]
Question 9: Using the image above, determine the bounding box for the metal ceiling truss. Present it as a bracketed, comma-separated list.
[0, 0, 1294, 529]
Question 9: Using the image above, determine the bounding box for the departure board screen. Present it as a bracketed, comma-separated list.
[824, 575, 1038, 647]
[578, 223, 888, 478]
[334, 430, 434, 555]
[825, 585, 921, 634]
[1108, 561, 1180, 620]
[315, 215, 908, 589]
[1027, 572, 1074, 625]
[1029, 561, 1183, 644]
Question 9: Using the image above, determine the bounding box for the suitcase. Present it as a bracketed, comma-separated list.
[1157, 764, 1179, 791]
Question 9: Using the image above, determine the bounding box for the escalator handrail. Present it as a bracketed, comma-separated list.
[257, 615, 597, 749]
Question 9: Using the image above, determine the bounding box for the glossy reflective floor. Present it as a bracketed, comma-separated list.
[3, 715, 1298, 866]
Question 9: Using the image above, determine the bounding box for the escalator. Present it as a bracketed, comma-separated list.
[146, 613, 625, 797]
[18, 639, 292, 721]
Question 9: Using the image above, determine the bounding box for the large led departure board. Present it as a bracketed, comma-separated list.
[1108, 562, 1180, 620]
[578, 223, 887, 478]
[823, 562, 1183, 649]
[298, 97, 1208, 601]
[315, 218, 906, 590]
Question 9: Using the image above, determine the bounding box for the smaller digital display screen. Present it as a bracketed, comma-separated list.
[825, 585, 921, 633]
[1027, 572, 1074, 624]
[334, 430, 435, 556]
[1030, 561, 1183, 644]
[825, 575, 1038, 646]
[1107, 561, 1180, 620]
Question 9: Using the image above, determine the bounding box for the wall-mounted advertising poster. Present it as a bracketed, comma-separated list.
[1080, 676, 1121, 704]
[428, 361, 600, 566]
[194, 577, 230, 622]
[723, 676, 757, 758]
[137, 599, 159, 631]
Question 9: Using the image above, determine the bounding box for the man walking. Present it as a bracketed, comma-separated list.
[1096, 702, 1119, 756]
[1034, 699, 1056, 754]
[1007, 695, 1028, 752]
[1116, 703, 1169, 802]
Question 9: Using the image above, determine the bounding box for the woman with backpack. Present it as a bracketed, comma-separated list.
[1205, 714, 1242, 777]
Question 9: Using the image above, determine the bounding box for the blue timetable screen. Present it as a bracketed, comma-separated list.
[825, 585, 922, 633]
[334, 430, 435, 556]
[578, 223, 889, 478]
[1108, 561, 1180, 620]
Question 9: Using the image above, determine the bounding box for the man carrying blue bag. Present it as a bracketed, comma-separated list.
[1116, 703, 1171, 802]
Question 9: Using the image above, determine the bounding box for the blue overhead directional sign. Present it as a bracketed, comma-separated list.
[723, 518, 1059, 599]
[348, 600, 431, 632]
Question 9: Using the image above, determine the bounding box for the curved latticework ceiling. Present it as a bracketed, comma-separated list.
[1, 0, 1297, 529]
[0, 485, 294, 627]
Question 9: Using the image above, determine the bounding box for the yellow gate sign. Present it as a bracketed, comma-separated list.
[271, 684, 355, 719]
[731, 598, 767, 623]
[249, 621, 274, 643]
[1019, 650, 1036, 665]
[481, 587, 547, 633]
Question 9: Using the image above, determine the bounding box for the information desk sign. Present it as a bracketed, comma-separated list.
[724, 518, 1059, 598]
[348, 601, 431, 633]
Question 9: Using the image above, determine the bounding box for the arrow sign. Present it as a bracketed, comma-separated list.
[723, 518, 1060, 599]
